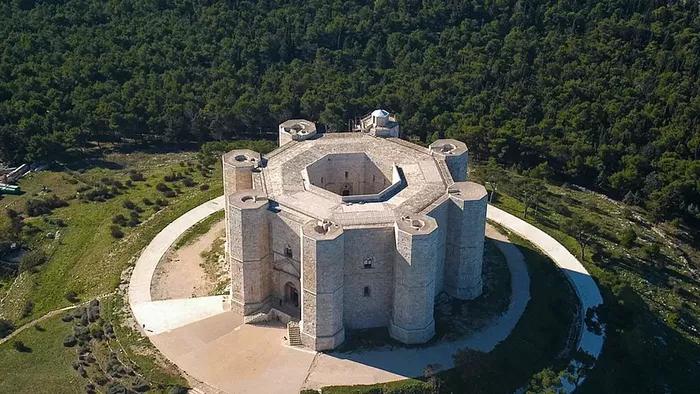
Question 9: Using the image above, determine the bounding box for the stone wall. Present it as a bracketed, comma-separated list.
[342, 227, 395, 329]
[269, 211, 303, 307]
[426, 200, 449, 296]
[306, 153, 392, 196]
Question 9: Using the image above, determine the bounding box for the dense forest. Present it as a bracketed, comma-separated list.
[1, 0, 698, 222]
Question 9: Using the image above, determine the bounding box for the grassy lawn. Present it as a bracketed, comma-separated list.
[0, 294, 188, 394]
[0, 149, 222, 391]
[472, 163, 700, 392]
[100, 294, 188, 391]
[1, 150, 223, 323]
[320, 378, 431, 394]
[0, 315, 83, 394]
[172, 210, 224, 250]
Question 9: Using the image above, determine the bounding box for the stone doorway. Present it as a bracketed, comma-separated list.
[285, 282, 299, 308]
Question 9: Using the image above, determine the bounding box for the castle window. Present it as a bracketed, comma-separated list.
[344, 171, 348, 179]
[284, 245, 293, 258]
[363, 286, 371, 297]
[363, 257, 374, 269]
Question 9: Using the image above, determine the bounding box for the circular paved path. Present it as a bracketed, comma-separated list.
[128, 197, 604, 393]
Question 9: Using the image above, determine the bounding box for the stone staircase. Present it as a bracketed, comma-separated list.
[287, 321, 302, 346]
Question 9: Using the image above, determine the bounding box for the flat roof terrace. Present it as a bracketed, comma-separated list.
[254, 133, 450, 226]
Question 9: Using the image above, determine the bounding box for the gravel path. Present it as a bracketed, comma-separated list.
[486, 205, 605, 359]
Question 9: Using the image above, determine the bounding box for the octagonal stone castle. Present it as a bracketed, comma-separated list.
[223, 110, 487, 350]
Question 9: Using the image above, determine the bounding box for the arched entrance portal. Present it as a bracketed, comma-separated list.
[285, 282, 299, 308]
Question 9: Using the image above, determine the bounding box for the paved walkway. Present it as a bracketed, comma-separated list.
[302, 225, 530, 389]
[150, 312, 316, 394]
[128, 196, 225, 335]
[486, 205, 605, 360]
[127, 197, 604, 393]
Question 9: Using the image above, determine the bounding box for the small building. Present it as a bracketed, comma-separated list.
[223, 111, 487, 350]
[354, 109, 400, 138]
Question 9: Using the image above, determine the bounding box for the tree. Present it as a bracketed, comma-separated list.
[526, 368, 565, 394]
[564, 350, 596, 390]
[519, 180, 546, 219]
[619, 228, 637, 247]
[565, 215, 596, 261]
[422, 363, 442, 393]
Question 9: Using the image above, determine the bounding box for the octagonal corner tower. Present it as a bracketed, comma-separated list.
[223, 114, 488, 350]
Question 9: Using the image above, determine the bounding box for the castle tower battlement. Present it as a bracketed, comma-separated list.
[222, 149, 261, 194]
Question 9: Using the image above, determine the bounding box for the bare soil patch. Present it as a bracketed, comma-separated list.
[150, 219, 227, 300]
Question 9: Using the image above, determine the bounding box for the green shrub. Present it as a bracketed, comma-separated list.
[0, 318, 14, 338]
[21, 300, 34, 318]
[63, 335, 77, 347]
[129, 171, 145, 181]
[620, 228, 637, 247]
[65, 291, 79, 303]
[110, 225, 124, 239]
[19, 249, 48, 272]
[112, 214, 127, 226]
[25, 195, 68, 216]
[13, 340, 30, 352]
[122, 200, 136, 210]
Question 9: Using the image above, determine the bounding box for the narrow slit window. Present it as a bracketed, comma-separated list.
[344, 171, 348, 179]
[363, 286, 371, 297]
[284, 245, 293, 258]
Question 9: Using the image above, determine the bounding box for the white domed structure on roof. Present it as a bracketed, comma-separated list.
[371, 109, 390, 118]
[357, 109, 400, 137]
